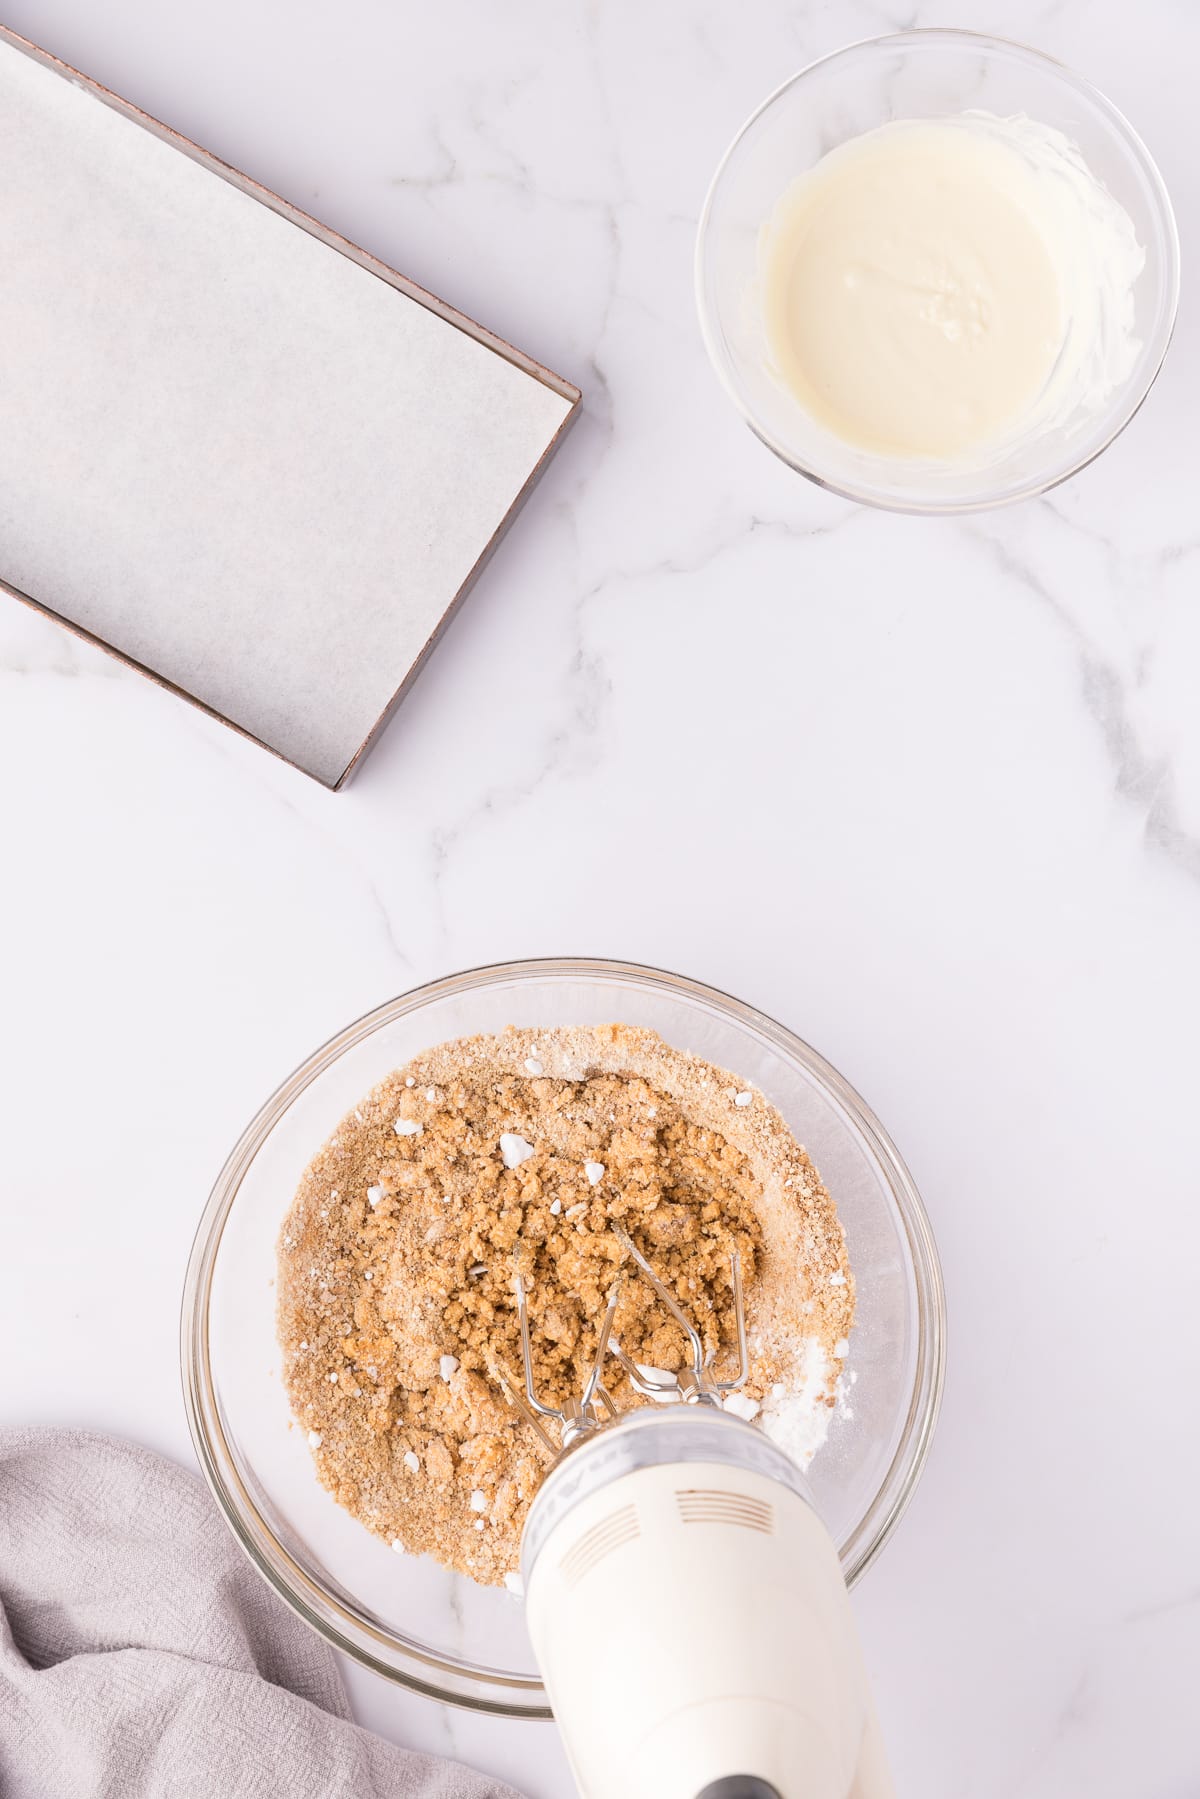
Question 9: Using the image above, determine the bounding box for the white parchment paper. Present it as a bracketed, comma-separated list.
[0, 37, 575, 785]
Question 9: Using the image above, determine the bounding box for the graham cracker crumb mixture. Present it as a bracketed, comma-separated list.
[277, 1024, 853, 1586]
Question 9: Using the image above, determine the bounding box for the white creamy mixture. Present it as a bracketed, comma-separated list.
[760, 112, 1144, 461]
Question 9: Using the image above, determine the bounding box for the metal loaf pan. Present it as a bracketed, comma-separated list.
[0, 28, 580, 786]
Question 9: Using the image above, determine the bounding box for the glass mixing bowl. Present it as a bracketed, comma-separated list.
[695, 30, 1180, 513]
[182, 958, 945, 1716]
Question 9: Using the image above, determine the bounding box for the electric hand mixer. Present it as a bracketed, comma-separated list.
[504, 1227, 896, 1799]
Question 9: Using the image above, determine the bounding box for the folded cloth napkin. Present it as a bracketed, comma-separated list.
[0, 1428, 525, 1799]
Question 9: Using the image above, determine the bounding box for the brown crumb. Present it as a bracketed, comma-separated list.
[277, 1024, 853, 1585]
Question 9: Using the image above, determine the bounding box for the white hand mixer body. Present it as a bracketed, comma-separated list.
[510, 1232, 896, 1799]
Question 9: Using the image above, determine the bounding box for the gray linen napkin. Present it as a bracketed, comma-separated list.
[0, 1428, 526, 1799]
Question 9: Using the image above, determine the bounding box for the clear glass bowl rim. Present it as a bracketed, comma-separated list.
[694, 27, 1182, 516]
[181, 955, 947, 1716]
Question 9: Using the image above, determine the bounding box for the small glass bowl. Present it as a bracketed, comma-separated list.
[695, 30, 1180, 513]
[182, 958, 945, 1716]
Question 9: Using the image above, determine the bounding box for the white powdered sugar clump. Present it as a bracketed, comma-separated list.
[499, 1133, 535, 1169]
[759, 1338, 838, 1469]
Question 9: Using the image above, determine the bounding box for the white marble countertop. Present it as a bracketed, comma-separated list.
[2, 2, 1198, 1794]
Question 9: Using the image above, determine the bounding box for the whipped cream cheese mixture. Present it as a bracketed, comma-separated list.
[760, 112, 1144, 461]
